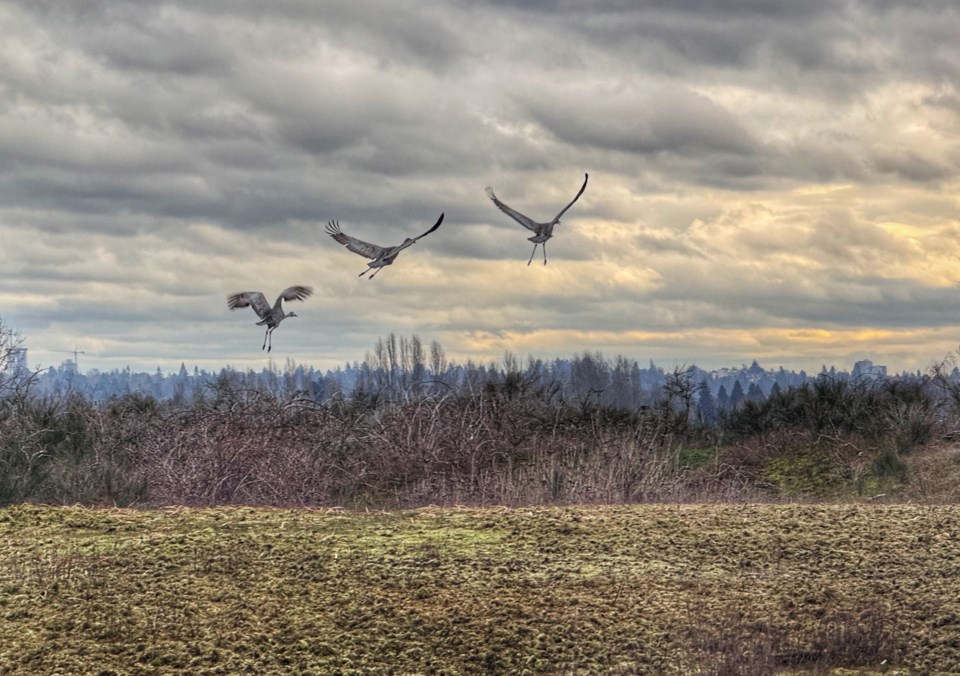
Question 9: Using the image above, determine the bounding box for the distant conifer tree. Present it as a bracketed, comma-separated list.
[716, 384, 730, 411]
[698, 383, 717, 425]
[729, 380, 746, 409]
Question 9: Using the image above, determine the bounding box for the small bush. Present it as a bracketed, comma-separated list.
[872, 444, 908, 484]
[0, 393, 151, 507]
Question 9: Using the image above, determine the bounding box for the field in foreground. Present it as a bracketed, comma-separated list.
[1, 505, 959, 675]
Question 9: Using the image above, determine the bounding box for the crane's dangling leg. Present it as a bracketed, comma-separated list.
[542, 242, 548, 265]
[527, 243, 538, 266]
[262, 327, 269, 351]
[369, 266, 384, 279]
[267, 327, 274, 353]
[358, 267, 370, 277]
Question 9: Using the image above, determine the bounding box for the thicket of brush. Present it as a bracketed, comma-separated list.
[3, 358, 959, 507]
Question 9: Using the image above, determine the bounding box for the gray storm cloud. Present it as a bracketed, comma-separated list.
[2, 0, 960, 374]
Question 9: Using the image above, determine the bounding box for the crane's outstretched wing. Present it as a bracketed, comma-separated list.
[411, 213, 444, 242]
[277, 286, 313, 304]
[227, 291, 271, 321]
[485, 187, 539, 232]
[551, 173, 588, 224]
[326, 221, 387, 260]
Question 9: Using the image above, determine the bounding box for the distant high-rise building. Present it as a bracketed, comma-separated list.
[6, 347, 27, 375]
[852, 359, 886, 380]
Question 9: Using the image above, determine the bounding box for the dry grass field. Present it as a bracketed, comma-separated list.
[1, 503, 959, 674]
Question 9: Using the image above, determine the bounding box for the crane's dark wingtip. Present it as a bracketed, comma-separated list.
[413, 212, 445, 241]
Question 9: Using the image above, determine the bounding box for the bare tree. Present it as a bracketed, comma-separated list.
[430, 341, 447, 376]
[662, 365, 699, 432]
[0, 316, 38, 402]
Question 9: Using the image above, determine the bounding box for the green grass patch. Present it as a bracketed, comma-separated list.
[2, 503, 959, 674]
[678, 446, 717, 470]
[763, 445, 843, 497]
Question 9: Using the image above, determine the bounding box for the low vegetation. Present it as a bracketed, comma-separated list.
[4, 319, 960, 508]
[2, 503, 958, 674]
[3, 371, 960, 507]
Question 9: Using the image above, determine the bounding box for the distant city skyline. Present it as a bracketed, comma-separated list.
[21, 343, 912, 383]
[3, 3, 960, 375]
[28, 345, 919, 410]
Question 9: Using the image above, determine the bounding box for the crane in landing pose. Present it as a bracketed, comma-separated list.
[486, 173, 588, 265]
[226, 286, 313, 352]
[325, 213, 444, 279]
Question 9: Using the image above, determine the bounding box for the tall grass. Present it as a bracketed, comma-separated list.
[2, 368, 958, 507]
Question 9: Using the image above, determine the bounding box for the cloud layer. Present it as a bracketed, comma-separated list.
[2, 1, 960, 373]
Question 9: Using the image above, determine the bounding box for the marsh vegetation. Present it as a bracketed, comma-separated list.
[3, 352, 960, 508]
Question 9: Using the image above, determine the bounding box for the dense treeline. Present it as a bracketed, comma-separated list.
[35, 333, 822, 407]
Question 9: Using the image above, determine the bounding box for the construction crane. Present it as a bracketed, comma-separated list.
[51, 349, 87, 372]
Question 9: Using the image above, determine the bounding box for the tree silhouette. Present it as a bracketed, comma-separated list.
[729, 380, 746, 410]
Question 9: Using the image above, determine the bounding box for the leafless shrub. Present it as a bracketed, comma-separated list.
[113, 378, 697, 507]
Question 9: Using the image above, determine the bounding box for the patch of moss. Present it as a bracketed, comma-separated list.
[1, 504, 957, 673]
[762, 445, 845, 497]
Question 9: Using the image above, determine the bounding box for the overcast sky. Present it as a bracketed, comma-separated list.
[3, 0, 960, 374]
